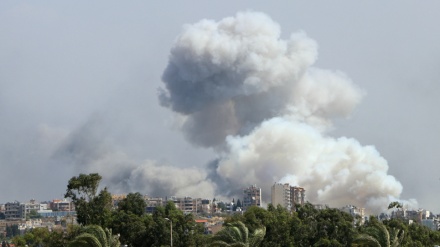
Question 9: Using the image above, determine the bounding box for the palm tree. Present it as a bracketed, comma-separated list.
[68, 225, 120, 247]
[211, 221, 266, 247]
[354, 221, 404, 247]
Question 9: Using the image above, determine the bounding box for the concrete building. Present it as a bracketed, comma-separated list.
[271, 183, 306, 210]
[25, 199, 46, 215]
[313, 204, 329, 210]
[167, 196, 207, 214]
[5, 201, 25, 219]
[271, 183, 291, 210]
[340, 205, 366, 225]
[243, 185, 262, 209]
[291, 186, 306, 206]
[200, 199, 212, 214]
[421, 219, 439, 231]
[145, 197, 164, 214]
[50, 199, 74, 211]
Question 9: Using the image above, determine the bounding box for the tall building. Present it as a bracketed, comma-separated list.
[291, 186, 306, 206]
[243, 185, 262, 209]
[271, 183, 291, 210]
[271, 183, 306, 210]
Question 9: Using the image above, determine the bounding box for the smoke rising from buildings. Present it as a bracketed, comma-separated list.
[159, 11, 409, 213]
[54, 114, 216, 199]
[50, 11, 414, 214]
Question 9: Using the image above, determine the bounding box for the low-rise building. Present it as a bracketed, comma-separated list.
[145, 197, 164, 214]
[5, 201, 25, 219]
[54, 200, 72, 211]
[340, 205, 365, 225]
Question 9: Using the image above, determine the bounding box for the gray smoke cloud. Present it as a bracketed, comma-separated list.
[54, 114, 216, 198]
[159, 11, 411, 213]
[53, 11, 413, 213]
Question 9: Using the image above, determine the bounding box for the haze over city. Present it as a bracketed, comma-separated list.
[1, 1, 439, 214]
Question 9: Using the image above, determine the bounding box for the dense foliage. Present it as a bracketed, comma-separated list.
[4, 173, 440, 246]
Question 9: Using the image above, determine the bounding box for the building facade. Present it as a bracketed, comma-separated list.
[271, 183, 306, 210]
[243, 185, 262, 209]
[5, 201, 25, 219]
[271, 183, 291, 210]
[291, 186, 306, 206]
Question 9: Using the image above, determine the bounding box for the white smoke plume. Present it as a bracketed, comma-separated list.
[53, 11, 410, 214]
[160, 11, 409, 213]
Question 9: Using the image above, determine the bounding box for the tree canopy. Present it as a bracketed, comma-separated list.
[54, 173, 440, 247]
[65, 173, 112, 226]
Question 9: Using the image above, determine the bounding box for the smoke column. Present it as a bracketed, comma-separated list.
[160, 11, 408, 213]
[54, 11, 412, 214]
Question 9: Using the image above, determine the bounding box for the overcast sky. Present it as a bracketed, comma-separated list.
[1, 1, 439, 213]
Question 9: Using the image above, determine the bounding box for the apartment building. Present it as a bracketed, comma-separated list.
[243, 185, 262, 209]
[291, 186, 306, 206]
[271, 183, 291, 210]
[50, 199, 74, 211]
[5, 201, 25, 219]
[200, 199, 212, 214]
[5, 200, 51, 219]
[340, 205, 365, 225]
[168, 196, 206, 214]
[271, 183, 306, 210]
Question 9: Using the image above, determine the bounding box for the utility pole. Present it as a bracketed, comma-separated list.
[164, 218, 173, 247]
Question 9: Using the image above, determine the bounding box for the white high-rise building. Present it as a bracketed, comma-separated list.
[271, 183, 306, 210]
[271, 183, 291, 210]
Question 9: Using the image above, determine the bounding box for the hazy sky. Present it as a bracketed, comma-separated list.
[1, 1, 439, 213]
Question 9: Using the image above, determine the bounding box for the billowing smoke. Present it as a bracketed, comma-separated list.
[54, 11, 411, 213]
[160, 11, 408, 213]
[54, 114, 217, 199]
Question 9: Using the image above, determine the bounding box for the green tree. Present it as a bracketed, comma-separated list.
[398, 220, 440, 246]
[117, 192, 146, 216]
[388, 202, 402, 210]
[236, 199, 242, 209]
[313, 238, 343, 247]
[11, 236, 26, 247]
[109, 210, 150, 247]
[6, 225, 20, 238]
[17, 227, 67, 247]
[291, 203, 320, 246]
[211, 221, 266, 247]
[28, 209, 41, 219]
[144, 201, 206, 247]
[45, 228, 67, 247]
[68, 225, 119, 247]
[5, 225, 12, 238]
[65, 173, 112, 226]
[240, 206, 272, 234]
[314, 208, 355, 246]
[354, 217, 404, 247]
[291, 203, 356, 246]
[23, 227, 50, 247]
[217, 202, 227, 212]
[260, 204, 295, 247]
